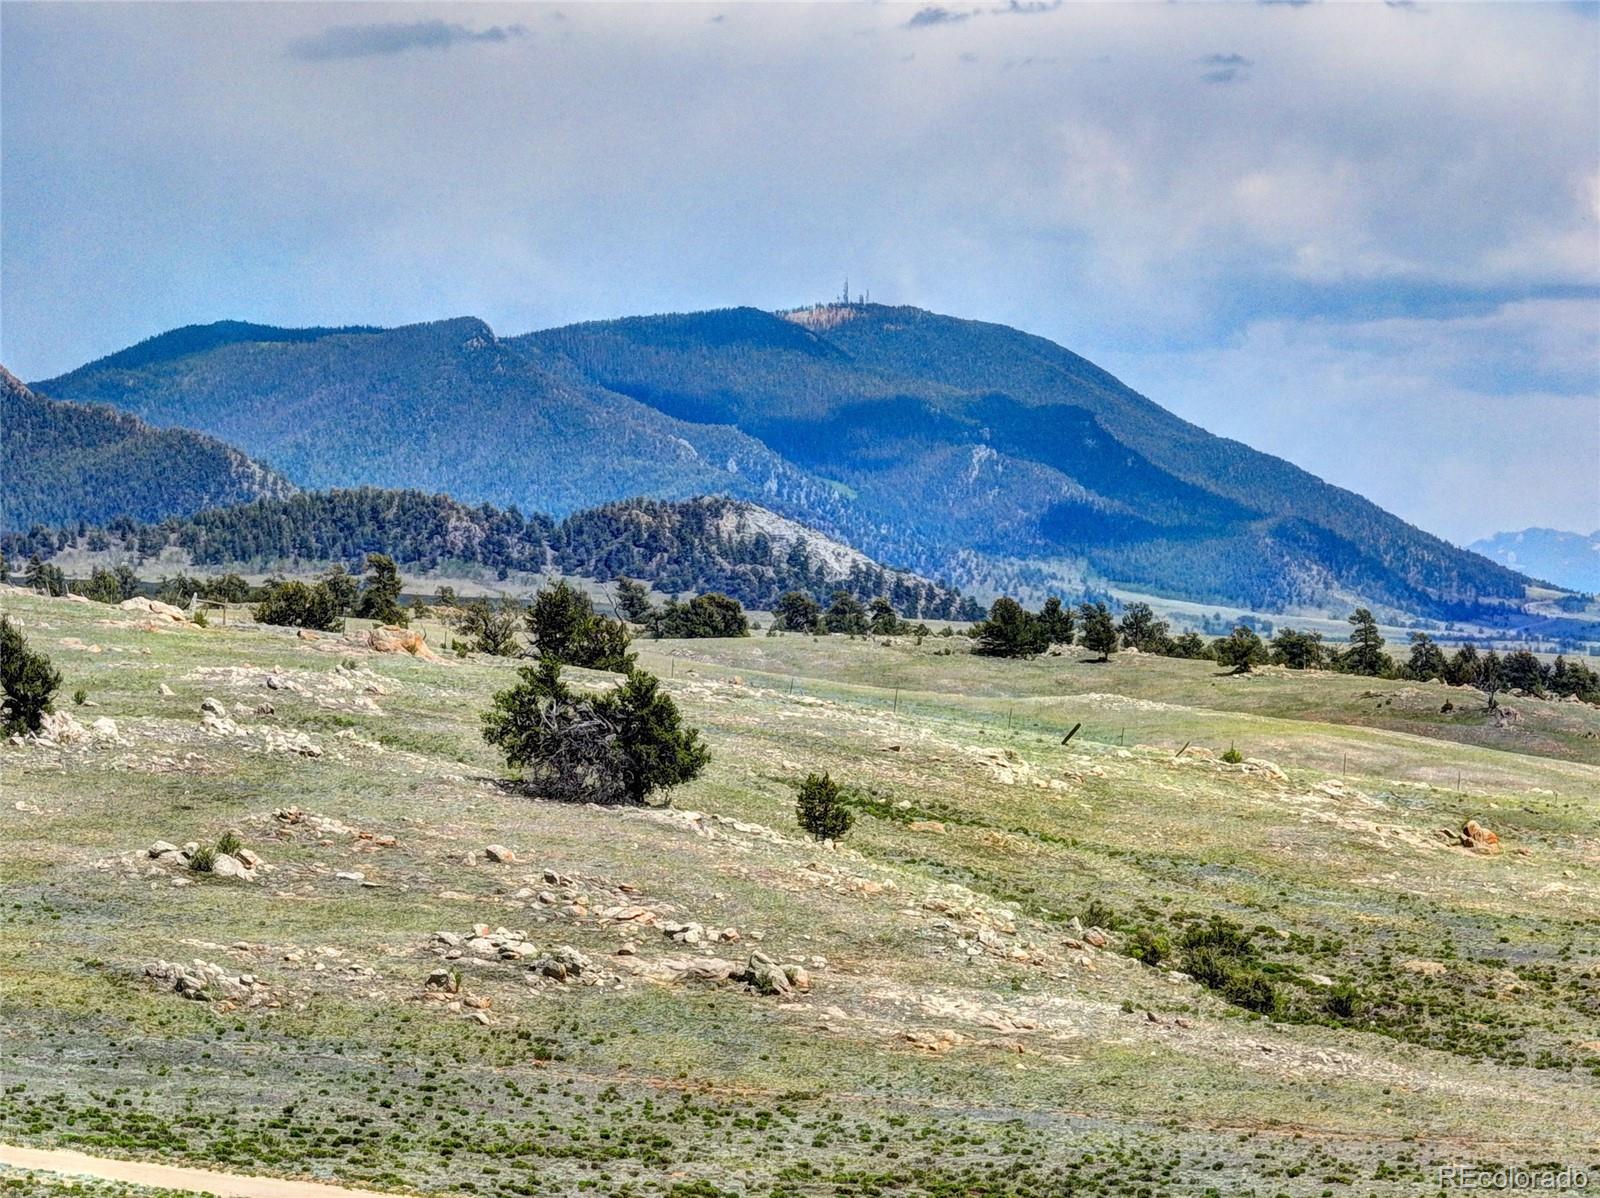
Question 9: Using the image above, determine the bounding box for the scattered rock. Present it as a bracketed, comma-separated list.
[907, 820, 946, 834]
[483, 844, 516, 864]
[119, 596, 189, 624]
[1460, 819, 1501, 854]
[1401, 959, 1447, 977]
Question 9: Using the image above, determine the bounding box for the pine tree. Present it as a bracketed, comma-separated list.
[1118, 602, 1172, 653]
[773, 591, 822, 634]
[1037, 596, 1074, 646]
[1078, 602, 1118, 662]
[482, 658, 708, 805]
[795, 772, 854, 841]
[824, 590, 868, 635]
[614, 577, 655, 623]
[524, 579, 635, 672]
[1212, 625, 1266, 673]
[1404, 633, 1449, 682]
[1269, 627, 1325, 670]
[1340, 608, 1391, 677]
[354, 553, 407, 625]
[868, 597, 900, 636]
[973, 597, 1049, 658]
[1, 615, 61, 735]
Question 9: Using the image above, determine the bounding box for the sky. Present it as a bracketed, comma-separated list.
[2, 1, 1596, 545]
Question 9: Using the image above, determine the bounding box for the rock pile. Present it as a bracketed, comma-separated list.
[144, 959, 272, 1007]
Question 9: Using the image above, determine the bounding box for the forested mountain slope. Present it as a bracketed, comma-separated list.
[1, 364, 293, 531]
[34, 306, 1535, 618]
[2, 489, 975, 616]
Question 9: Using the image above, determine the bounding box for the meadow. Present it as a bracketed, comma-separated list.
[2, 588, 1597, 1196]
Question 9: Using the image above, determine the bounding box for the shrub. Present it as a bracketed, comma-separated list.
[972, 598, 1050, 658]
[1221, 968, 1282, 1015]
[1221, 744, 1244, 764]
[216, 831, 243, 857]
[188, 845, 217, 873]
[795, 772, 855, 842]
[1325, 982, 1362, 1020]
[254, 580, 345, 631]
[482, 657, 708, 805]
[1, 615, 61, 735]
[192, 609, 210, 628]
[524, 580, 635, 673]
[1178, 917, 1280, 1015]
[72, 688, 88, 706]
[649, 593, 749, 639]
[1081, 898, 1120, 930]
[1129, 927, 1170, 967]
[458, 599, 522, 656]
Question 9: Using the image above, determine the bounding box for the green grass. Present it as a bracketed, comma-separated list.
[1, 589, 1596, 1196]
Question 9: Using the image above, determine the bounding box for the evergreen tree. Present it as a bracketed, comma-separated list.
[1212, 625, 1267, 673]
[354, 553, 407, 625]
[482, 658, 708, 805]
[1447, 643, 1482, 687]
[1501, 649, 1547, 695]
[1169, 630, 1212, 660]
[1118, 602, 1172, 653]
[1, 615, 62, 735]
[1479, 650, 1504, 708]
[458, 599, 522, 656]
[253, 579, 346, 631]
[973, 597, 1050, 658]
[614, 577, 655, 623]
[824, 590, 868, 635]
[1037, 596, 1074, 645]
[868, 597, 901, 636]
[524, 579, 635, 672]
[1078, 602, 1118, 661]
[1340, 608, 1391, 677]
[772, 590, 822, 634]
[1269, 627, 1326, 670]
[1404, 632, 1449, 682]
[319, 565, 359, 618]
[649, 593, 749, 639]
[795, 772, 854, 841]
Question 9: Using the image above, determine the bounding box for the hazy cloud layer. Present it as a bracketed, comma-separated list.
[289, 19, 527, 60]
[2, 0, 1595, 542]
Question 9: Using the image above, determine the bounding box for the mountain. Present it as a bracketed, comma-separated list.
[32, 305, 1534, 618]
[0, 488, 975, 617]
[1468, 528, 1600, 594]
[1, 364, 294, 532]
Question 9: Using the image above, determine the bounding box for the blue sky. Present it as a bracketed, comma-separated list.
[2, 1, 1596, 543]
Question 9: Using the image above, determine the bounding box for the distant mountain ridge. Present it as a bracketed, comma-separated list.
[1, 364, 294, 531]
[31, 304, 1536, 618]
[1468, 528, 1600, 594]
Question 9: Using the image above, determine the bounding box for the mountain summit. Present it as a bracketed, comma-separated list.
[31, 304, 1530, 617]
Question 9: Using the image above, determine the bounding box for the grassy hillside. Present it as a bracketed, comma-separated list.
[2, 587, 1596, 1196]
[0, 366, 294, 532]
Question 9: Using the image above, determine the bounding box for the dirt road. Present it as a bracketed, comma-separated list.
[0, 1143, 414, 1196]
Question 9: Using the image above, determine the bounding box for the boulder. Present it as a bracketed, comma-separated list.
[743, 951, 794, 997]
[148, 840, 180, 858]
[1461, 820, 1501, 854]
[361, 625, 442, 661]
[211, 853, 255, 881]
[483, 844, 516, 864]
[118, 596, 189, 623]
[533, 946, 591, 981]
[200, 697, 227, 717]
